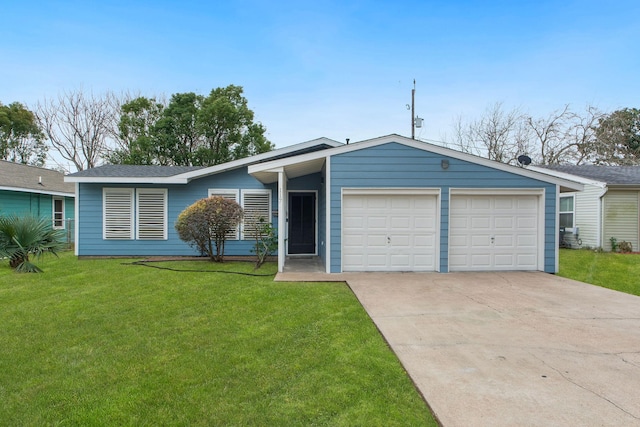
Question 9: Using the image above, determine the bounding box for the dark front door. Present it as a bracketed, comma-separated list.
[288, 192, 316, 254]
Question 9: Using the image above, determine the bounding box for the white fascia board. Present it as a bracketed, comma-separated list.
[528, 166, 606, 188]
[64, 176, 189, 184]
[249, 133, 585, 191]
[0, 186, 75, 197]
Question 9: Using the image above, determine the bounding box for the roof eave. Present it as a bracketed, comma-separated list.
[0, 186, 75, 197]
[64, 176, 189, 184]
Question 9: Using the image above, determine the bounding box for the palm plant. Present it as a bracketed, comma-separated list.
[0, 214, 65, 273]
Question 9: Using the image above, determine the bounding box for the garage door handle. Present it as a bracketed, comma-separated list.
[387, 236, 391, 244]
[491, 236, 495, 244]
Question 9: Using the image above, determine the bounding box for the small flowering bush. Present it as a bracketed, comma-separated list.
[175, 196, 243, 262]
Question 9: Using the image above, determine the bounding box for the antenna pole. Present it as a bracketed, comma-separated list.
[411, 79, 416, 139]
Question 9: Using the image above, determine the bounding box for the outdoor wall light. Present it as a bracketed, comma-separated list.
[441, 159, 449, 170]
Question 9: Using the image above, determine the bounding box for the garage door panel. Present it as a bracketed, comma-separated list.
[450, 195, 539, 271]
[517, 216, 537, 228]
[471, 198, 491, 210]
[343, 193, 437, 272]
[366, 234, 387, 246]
[471, 216, 491, 229]
[494, 216, 515, 229]
[471, 234, 491, 245]
[494, 254, 515, 266]
[471, 254, 491, 267]
[391, 216, 412, 229]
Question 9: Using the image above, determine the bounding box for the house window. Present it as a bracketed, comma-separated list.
[103, 188, 168, 240]
[53, 197, 65, 229]
[559, 195, 574, 229]
[103, 188, 134, 239]
[208, 189, 240, 240]
[136, 189, 168, 240]
[241, 189, 271, 240]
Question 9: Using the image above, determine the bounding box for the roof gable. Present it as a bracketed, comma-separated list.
[248, 134, 584, 191]
[0, 160, 75, 196]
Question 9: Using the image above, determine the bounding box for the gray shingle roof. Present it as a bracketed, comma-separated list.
[68, 164, 204, 178]
[541, 165, 640, 185]
[0, 160, 75, 194]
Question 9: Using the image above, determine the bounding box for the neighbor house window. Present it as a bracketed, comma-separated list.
[208, 189, 240, 240]
[136, 189, 168, 240]
[103, 188, 134, 239]
[241, 189, 271, 240]
[52, 197, 65, 229]
[559, 195, 574, 229]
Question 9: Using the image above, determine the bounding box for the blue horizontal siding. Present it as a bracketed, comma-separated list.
[329, 142, 557, 273]
[77, 166, 277, 256]
[0, 190, 74, 226]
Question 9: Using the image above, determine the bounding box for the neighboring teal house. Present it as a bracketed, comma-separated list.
[66, 135, 582, 273]
[0, 160, 75, 239]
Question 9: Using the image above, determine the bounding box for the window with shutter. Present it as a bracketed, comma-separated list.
[241, 190, 271, 240]
[208, 189, 240, 240]
[137, 189, 167, 240]
[103, 188, 134, 239]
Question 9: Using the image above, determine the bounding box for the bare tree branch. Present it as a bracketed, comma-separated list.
[35, 89, 119, 172]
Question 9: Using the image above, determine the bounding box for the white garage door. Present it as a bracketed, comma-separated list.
[342, 193, 438, 272]
[449, 195, 539, 271]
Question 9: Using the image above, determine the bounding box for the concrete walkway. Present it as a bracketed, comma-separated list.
[276, 271, 640, 426]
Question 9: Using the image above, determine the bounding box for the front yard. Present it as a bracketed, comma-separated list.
[0, 252, 436, 426]
[558, 248, 640, 296]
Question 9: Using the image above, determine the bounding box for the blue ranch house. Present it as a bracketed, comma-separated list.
[66, 135, 582, 273]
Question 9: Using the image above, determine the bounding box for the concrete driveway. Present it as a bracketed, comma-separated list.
[344, 272, 640, 427]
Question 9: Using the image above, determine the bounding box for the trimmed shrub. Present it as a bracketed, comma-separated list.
[175, 196, 243, 261]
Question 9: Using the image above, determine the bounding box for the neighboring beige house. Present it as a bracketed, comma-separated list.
[533, 165, 640, 251]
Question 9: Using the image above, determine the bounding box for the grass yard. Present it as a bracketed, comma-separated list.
[0, 252, 436, 426]
[558, 248, 640, 296]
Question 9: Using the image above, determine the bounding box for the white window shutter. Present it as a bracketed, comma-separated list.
[137, 189, 168, 240]
[208, 189, 240, 240]
[242, 190, 271, 240]
[103, 188, 134, 239]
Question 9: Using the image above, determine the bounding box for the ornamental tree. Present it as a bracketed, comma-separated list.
[175, 196, 243, 262]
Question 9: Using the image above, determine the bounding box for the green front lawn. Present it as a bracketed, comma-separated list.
[559, 249, 640, 296]
[0, 252, 436, 426]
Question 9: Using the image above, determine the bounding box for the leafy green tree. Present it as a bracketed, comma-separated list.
[175, 196, 243, 262]
[109, 96, 165, 165]
[156, 92, 202, 166]
[0, 102, 47, 166]
[196, 85, 273, 165]
[0, 215, 65, 273]
[110, 85, 273, 166]
[594, 108, 640, 165]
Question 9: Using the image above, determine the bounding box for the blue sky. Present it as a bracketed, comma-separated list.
[2, 0, 639, 149]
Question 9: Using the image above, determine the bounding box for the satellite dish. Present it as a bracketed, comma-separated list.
[517, 155, 532, 166]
